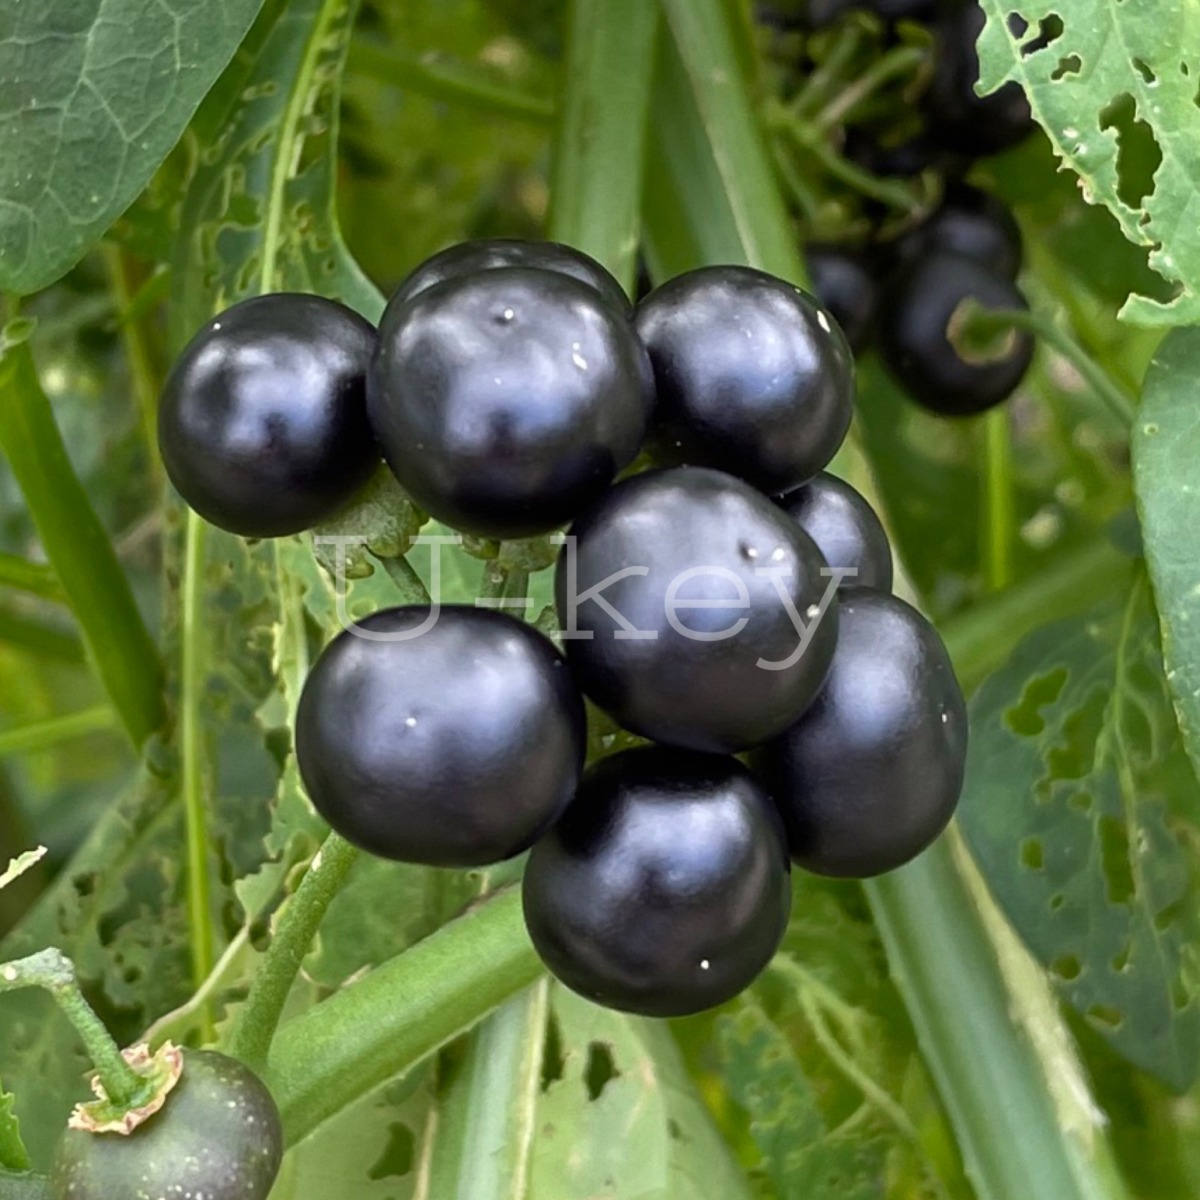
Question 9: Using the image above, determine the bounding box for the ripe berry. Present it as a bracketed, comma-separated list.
[523, 747, 791, 1017]
[369, 268, 652, 539]
[877, 251, 1033, 415]
[635, 266, 854, 495]
[896, 184, 1022, 280]
[295, 607, 586, 866]
[924, 1, 1034, 156]
[557, 467, 838, 754]
[806, 245, 878, 353]
[779, 472, 893, 591]
[389, 238, 631, 315]
[754, 589, 967, 877]
[158, 294, 377, 538]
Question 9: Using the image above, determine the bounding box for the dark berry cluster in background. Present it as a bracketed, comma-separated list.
[158, 238, 969, 1019]
[762, 0, 1037, 416]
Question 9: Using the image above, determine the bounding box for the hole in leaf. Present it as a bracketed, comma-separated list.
[1155, 900, 1185, 933]
[1098, 816, 1135, 906]
[368, 1123, 415, 1180]
[1020, 838, 1044, 870]
[541, 1012, 565, 1091]
[1021, 13, 1064, 54]
[1132, 57, 1156, 85]
[1173, 978, 1190, 1011]
[1047, 687, 1107, 780]
[1004, 667, 1068, 736]
[1007, 11, 1029, 36]
[584, 1041, 620, 1101]
[668, 1118, 684, 1141]
[1112, 944, 1131, 973]
[1052, 54, 1082, 80]
[1099, 93, 1162, 208]
[1049, 893, 1066, 912]
[1051, 954, 1082, 980]
[1086, 1003, 1124, 1030]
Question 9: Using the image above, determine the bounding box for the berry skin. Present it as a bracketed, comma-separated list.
[635, 266, 854, 495]
[806, 245, 878, 353]
[369, 268, 653, 539]
[896, 183, 1022, 280]
[754, 588, 967, 878]
[556, 467, 839, 754]
[295, 607, 586, 866]
[51, 1051, 283, 1200]
[924, 1, 1034, 156]
[158, 294, 377, 538]
[877, 251, 1034, 415]
[522, 747, 792, 1017]
[389, 238, 631, 315]
[779, 472, 893, 592]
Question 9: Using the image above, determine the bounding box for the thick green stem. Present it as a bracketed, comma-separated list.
[348, 41, 555, 123]
[0, 950, 145, 1108]
[981, 405, 1015, 592]
[0, 326, 165, 746]
[266, 887, 542, 1145]
[229, 833, 360, 1072]
[0, 706, 119, 760]
[378, 554, 433, 605]
[180, 511, 215, 1036]
[547, 0, 660, 292]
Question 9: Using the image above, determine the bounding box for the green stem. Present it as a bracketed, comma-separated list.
[547, 0, 660, 292]
[0, 706, 119, 760]
[378, 554, 433, 605]
[266, 887, 542, 1145]
[0, 949, 145, 1108]
[0, 555, 64, 604]
[229, 833, 360, 1073]
[180, 511, 215, 1038]
[348, 41, 555, 124]
[814, 44, 926, 130]
[103, 245, 164, 481]
[968, 306, 1136, 425]
[981, 405, 1015, 592]
[660, 0, 807, 282]
[0, 326, 165, 746]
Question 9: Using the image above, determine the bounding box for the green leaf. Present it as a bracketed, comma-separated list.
[716, 996, 886, 1199]
[958, 580, 1200, 1089]
[976, 0, 1200, 324]
[1134, 327, 1200, 785]
[528, 987, 756, 1199]
[170, 0, 383, 343]
[0, 1083, 29, 1173]
[0, 0, 265, 295]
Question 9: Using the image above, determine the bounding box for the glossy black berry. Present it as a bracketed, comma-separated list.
[754, 589, 967, 878]
[369, 268, 653, 539]
[806, 245, 878, 353]
[896, 184, 1022, 280]
[158, 294, 378, 538]
[51, 1051, 283, 1200]
[523, 747, 791, 1017]
[389, 238, 631, 315]
[924, 1, 1034, 156]
[557, 467, 839, 754]
[779, 472, 893, 591]
[877, 251, 1033, 415]
[635, 266, 854, 494]
[845, 128, 961, 179]
[296, 606, 586, 866]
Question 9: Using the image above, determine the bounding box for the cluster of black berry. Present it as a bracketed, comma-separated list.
[158, 239, 968, 1017]
[768, 0, 1037, 415]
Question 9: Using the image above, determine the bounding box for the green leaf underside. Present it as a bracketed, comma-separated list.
[0, 0, 265, 295]
[976, 0, 1200, 325]
[0, 1085, 29, 1173]
[959, 582, 1200, 1089]
[1134, 328, 1200, 787]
